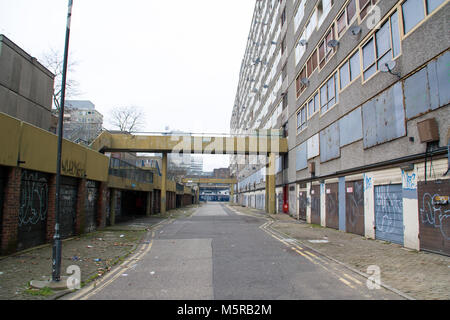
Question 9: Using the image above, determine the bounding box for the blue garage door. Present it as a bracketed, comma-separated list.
[375, 184, 404, 245]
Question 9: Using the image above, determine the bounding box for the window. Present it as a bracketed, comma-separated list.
[320, 73, 338, 113]
[359, 0, 378, 20]
[318, 25, 336, 69]
[297, 106, 307, 133]
[281, 7, 287, 26]
[296, 67, 307, 97]
[336, 0, 357, 38]
[307, 49, 318, 76]
[426, 0, 445, 13]
[361, 12, 401, 81]
[339, 61, 350, 89]
[281, 35, 287, 55]
[307, 92, 320, 118]
[294, 1, 305, 31]
[349, 50, 361, 80]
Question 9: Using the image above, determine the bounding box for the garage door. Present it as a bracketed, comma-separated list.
[325, 183, 339, 229]
[310, 185, 321, 225]
[418, 180, 450, 255]
[375, 184, 404, 245]
[345, 180, 365, 236]
[60, 176, 78, 239]
[18, 170, 49, 251]
[298, 191, 307, 221]
[85, 180, 99, 233]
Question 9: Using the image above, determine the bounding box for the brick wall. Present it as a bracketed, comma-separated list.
[1, 167, 21, 255]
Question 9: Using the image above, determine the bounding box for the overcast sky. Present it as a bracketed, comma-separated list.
[0, 0, 255, 171]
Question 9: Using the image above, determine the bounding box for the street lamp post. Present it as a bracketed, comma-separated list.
[52, 0, 73, 282]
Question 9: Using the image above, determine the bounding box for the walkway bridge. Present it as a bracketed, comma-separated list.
[90, 130, 288, 214]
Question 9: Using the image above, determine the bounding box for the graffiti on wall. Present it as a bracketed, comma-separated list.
[402, 170, 417, 190]
[18, 171, 48, 226]
[375, 185, 403, 234]
[420, 193, 450, 240]
[61, 160, 85, 178]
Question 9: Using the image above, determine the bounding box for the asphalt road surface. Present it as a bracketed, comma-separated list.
[71, 203, 402, 300]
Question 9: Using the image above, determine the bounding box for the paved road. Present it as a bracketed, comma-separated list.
[71, 203, 402, 300]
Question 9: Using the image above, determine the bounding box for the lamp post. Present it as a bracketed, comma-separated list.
[52, 0, 73, 282]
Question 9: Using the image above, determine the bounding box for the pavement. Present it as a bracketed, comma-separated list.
[228, 204, 450, 300]
[63, 202, 403, 300]
[0, 205, 198, 300]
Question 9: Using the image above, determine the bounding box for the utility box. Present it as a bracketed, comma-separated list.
[417, 118, 439, 143]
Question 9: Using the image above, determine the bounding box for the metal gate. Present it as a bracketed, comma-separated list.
[418, 180, 450, 255]
[310, 185, 321, 225]
[375, 184, 404, 245]
[298, 191, 307, 220]
[85, 180, 99, 233]
[18, 170, 49, 251]
[345, 180, 365, 236]
[60, 176, 78, 239]
[325, 183, 339, 229]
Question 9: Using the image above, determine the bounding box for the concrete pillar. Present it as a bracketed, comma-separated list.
[146, 191, 152, 217]
[110, 189, 117, 226]
[161, 152, 167, 214]
[230, 184, 234, 203]
[266, 153, 276, 214]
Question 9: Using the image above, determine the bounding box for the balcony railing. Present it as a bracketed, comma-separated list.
[109, 158, 153, 184]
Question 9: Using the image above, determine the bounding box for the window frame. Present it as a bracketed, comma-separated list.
[296, 105, 308, 134]
[335, 0, 358, 39]
[295, 66, 307, 98]
[360, 10, 402, 83]
[319, 72, 339, 115]
[318, 23, 337, 71]
[400, 0, 446, 38]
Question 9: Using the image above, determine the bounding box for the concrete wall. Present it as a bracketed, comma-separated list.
[0, 35, 54, 131]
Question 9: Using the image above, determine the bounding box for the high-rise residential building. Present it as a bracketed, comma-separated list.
[63, 100, 104, 145]
[0, 35, 54, 131]
[230, 0, 449, 254]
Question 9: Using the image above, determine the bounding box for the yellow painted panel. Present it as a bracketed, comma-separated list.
[108, 175, 153, 192]
[0, 112, 21, 166]
[85, 150, 109, 182]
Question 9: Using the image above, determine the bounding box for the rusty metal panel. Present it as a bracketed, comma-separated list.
[60, 176, 78, 239]
[85, 180, 99, 233]
[340, 107, 362, 147]
[18, 170, 49, 251]
[345, 180, 365, 236]
[296, 142, 307, 171]
[325, 183, 339, 229]
[404, 67, 430, 119]
[298, 190, 307, 220]
[310, 185, 321, 225]
[362, 82, 405, 148]
[418, 180, 450, 256]
[320, 121, 340, 162]
[375, 184, 404, 245]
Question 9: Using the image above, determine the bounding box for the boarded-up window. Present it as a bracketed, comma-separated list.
[296, 142, 308, 171]
[362, 82, 405, 148]
[340, 107, 362, 147]
[320, 121, 340, 162]
[404, 51, 450, 119]
[307, 134, 320, 159]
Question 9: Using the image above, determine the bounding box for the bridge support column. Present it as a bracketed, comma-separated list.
[161, 152, 167, 214]
[146, 191, 152, 217]
[266, 153, 276, 214]
[230, 184, 234, 204]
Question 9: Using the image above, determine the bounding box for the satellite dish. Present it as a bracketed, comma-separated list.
[350, 26, 362, 36]
[300, 78, 309, 86]
[299, 39, 308, 46]
[380, 60, 401, 78]
[380, 60, 396, 73]
[327, 40, 340, 48]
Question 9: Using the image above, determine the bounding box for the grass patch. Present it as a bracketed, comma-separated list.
[24, 286, 54, 297]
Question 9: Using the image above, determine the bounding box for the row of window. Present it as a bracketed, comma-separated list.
[296, 0, 447, 134]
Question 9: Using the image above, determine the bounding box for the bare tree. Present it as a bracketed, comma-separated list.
[110, 106, 146, 132]
[40, 48, 80, 110]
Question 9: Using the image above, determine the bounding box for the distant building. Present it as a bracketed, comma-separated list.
[63, 100, 103, 145]
[0, 35, 54, 131]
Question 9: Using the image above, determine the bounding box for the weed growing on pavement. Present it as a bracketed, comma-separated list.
[24, 286, 54, 297]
